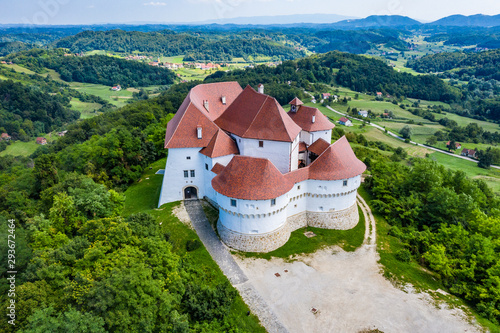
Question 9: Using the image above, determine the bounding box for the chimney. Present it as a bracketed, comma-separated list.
[221, 96, 226, 105]
[258, 83, 264, 94]
[197, 126, 202, 139]
[312, 115, 316, 123]
[203, 100, 209, 112]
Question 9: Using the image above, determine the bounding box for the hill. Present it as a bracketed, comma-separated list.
[4, 49, 176, 88]
[51, 29, 305, 62]
[429, 14, 500, 27]
[333, 15, 422, 28]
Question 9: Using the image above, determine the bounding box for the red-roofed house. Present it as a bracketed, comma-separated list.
[447, 141, 461, 149]
[338, 117, 352, 126]
[1, 133, 11, 141]
[158, 82, 366, 252]
[461, 148, 477, 158]
[36, 137, 47, 145]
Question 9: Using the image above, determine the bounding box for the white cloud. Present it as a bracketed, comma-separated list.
[143, 2, 167, 6]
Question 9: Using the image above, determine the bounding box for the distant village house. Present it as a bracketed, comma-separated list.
[111, 85, 121, 91]
[1, 133, 11, 141]
[339, 117, 353, 126]
[36, 137, 47, 145]
[358, 110, 368, 117]
[447, 141, 461, 149]
[461, 148, 477, 158]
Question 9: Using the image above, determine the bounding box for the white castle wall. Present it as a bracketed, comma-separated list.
[231, 134, 297, 174]
[310, 129, 332, 144]
[202, 154, 235, 204]
[217, 192, 289, 234]
[158, 148, 205, 207]
[217, 174, 362, 252]
[290, 135, 300, 171]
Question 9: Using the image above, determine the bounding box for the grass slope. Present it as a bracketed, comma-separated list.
[0, 141, 38, 157]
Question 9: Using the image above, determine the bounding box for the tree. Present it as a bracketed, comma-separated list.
[478, 148, 494, 169]
[21, 306, 106, 333]
[400, 125, 412, 139]
[33, 154, 59, 193]
[446, 139, 457, 151]
[426, 136, 437, 146]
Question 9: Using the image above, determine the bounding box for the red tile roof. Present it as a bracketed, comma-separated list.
[298, 142, 307, 152]
[339, 117, 350, 123]
[308, 136, 366, 180]
[215, 85, 301, 142]
[212, 155, 294, 200]
[289, 97, 304, 106]
[189, 82, 242, 121]
[211, 163, 225, 175]
[288, 105, 335, 132]
[200, 129, 239, 158]
[1, 133, 10, 138]
[164, 82, 242, 149]
[308, 138, 330, 156]
[164, 102, 220, 149]
[285, 167, 309, 184]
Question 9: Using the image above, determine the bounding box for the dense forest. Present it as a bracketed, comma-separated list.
[51, 29, 305, 62]
[207, 51, 461, 103]
[0, 80, 79, 139]
[407, 50, 500, 121]
[407, 50, 500, 81]
[4, 49, 176, 88]
[365, 158, 500, 323]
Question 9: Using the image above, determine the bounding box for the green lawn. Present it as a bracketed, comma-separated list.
[428, 152, 500, 193]
[121, 157, 265, 332]
[70, 98, 103, 119]
[68, 82, 134, 108]
[434, 112, 500, 133]
[162, 55, 184, 63]
[238, 206, 365, 260]
[0, 140, 39, 157]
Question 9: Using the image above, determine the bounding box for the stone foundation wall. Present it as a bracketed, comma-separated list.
[217, 202, 359, 253]
[218, 220, 290, 253]
[307, 203, 359, 230]
[287, 211, 308, 232]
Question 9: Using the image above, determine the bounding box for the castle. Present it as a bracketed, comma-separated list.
[158, 82, 366, 252]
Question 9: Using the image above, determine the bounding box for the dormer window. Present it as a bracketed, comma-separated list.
[203, 100, 209, 112]
[221, 96, 226, 105]
[312, 115, 316, 123]
[197, 127, 202, 139]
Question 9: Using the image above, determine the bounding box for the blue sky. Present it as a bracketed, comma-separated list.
[0, 0, 498, 25]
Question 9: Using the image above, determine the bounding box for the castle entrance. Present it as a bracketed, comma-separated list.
[184, 186, 198, 200]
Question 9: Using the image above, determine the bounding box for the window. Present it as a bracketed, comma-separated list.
[190, 170, 195, 177]
[230, 199, 237, 207]
[271, 199, 276, 206]
[186, 156, 191, 160]
[297, 185, 301, 190]
[259, 140, 264, 148]
[343, 180, 348, 187]
[205, 163, 208, 170]
[183, 170, 189, 178]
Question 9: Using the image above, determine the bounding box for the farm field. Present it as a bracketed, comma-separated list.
[70, 98, 103, 119]
[68, 82, 134, 107]
[0, 141, 39, 157]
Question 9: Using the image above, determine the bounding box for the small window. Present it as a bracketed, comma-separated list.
[297, 185, 301, 190]
[186, 156, 191, 160]
[259, 140, 264, 148]
[271, 199, 276, 206]
[205, 163, 208, 170]
[343, 180, 348, 186]
[319, 206, 324, 211]
[239, 139, 241, 143]
[190, 170, 195, 177]
[294, 204, 297, 208]
[183, 170, 188, 178]
[231, 199, 237, 207]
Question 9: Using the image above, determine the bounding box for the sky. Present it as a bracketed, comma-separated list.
[0, 0, 498, 25]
